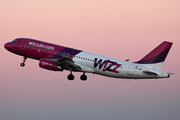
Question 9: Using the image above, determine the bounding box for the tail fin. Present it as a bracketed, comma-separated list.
[135, 41, 173, 70]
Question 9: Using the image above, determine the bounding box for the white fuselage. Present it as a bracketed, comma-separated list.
[73, 51, 169, 79]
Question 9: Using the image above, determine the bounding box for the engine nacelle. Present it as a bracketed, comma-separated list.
[39, 58, 63, 71]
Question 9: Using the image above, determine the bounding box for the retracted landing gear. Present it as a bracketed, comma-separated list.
[20, 56, 27, 67]
[80, 72, 87, 81]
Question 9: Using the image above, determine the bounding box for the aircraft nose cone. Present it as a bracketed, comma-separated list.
[4, 43, 10, 50]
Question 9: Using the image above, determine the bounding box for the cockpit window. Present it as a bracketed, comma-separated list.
[12, 40, 17, 44]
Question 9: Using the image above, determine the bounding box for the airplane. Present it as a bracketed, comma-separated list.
[4, 38, 173, 81]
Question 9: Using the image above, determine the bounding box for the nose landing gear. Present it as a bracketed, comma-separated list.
[20, 56, 27, 67]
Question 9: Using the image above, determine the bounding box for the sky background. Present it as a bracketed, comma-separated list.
[0, 0, 180, 120]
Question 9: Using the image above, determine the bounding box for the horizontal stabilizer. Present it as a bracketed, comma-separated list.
[143, 70, 158, 76]
[167, 72, 174, 75]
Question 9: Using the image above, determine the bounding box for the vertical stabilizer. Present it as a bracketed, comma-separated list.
[135, 41, 173, 70]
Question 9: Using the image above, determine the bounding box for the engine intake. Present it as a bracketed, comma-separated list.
[39, 58, 63, 71]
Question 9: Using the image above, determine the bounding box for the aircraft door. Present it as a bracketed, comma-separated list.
[20, 40, 28, 50]
[127, 64, 135, 75]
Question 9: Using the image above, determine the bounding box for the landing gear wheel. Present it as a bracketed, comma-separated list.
[20, 63, 25, 67]
[20, 56, 27, 67]
[80, 74, 87, 81]
[67, 74, 74, 80]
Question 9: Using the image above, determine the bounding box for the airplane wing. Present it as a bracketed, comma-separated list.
[49, 58, 81, 71]
[49, 58, 95, 73]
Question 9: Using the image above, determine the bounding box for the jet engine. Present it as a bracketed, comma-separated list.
[39, 58, 63, 71]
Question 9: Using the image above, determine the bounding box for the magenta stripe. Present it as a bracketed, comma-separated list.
[140, 41, 172, 60]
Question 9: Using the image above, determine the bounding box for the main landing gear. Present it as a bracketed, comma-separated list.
[20, 56, 27, 67]
[80, 72, 87, 81]
[67, 72, 87, 81]
[67, 69, 75, 80]
[67, 74, 75, 80]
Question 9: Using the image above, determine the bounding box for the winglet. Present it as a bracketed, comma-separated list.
[125, 59, 129, 61]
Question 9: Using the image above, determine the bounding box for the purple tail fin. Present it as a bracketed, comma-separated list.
[135, 41, 173, 64]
